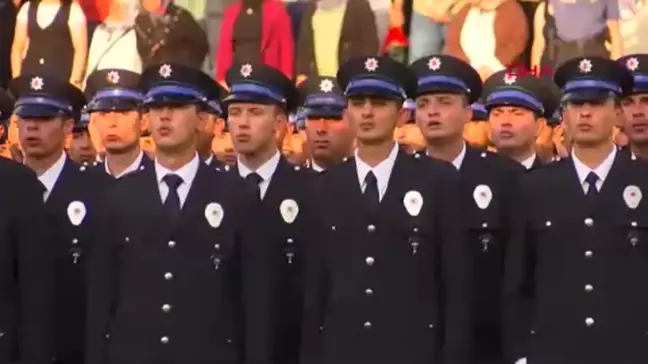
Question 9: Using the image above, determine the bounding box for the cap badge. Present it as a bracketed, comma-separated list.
[626, 57, 639, 72]
[30, 76, 44, 91]
[403, 190, 423, 217]
[473, 185, 493, 210]
[280, 199, 299, 224]
[427, 57, 441, 71]
[503, 73, 517, 85]
[578, 59, 592, 73]
[623, 185, 642, 209]
[364, 57, 379, 72]
[107, 71, 120, 84]
[205, 202, 224, 228]
[159, 64, 172, 78]
[241, 64, 253, 78]
[319, 79, 334, 93]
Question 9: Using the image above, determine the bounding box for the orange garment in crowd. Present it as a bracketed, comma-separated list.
[76, 0, 111, 22]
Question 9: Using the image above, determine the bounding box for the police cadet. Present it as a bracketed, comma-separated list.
[68, 110, 97, 165]
[9, 75, 111, 364]
[198, 81, 225, 168]
[85, 64, 274, 364]
[409, 55, 523, 364]
[299, 75, 354, 172]
[618, 54, 648, 160]
[85, 69, 153, 178]
[0, 88, 53, 364]
[300, 56, 472, 364]
[503, 56, 648, 364]
[224, 62, 314, 364]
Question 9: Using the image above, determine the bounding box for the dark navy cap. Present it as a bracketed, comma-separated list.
[85, 69, 143, 112]
[554, 57, 633, 102]
[0, 89, 14, 122]
[298, 76, 345, 119]
[471, 103, 488, 121]
[482, 70, 559, 118]
[9, 75, 86, 120]
[409, 55, 482, 103]
[73, 110, 90, 132]
[337, 56, 415, 100]
[618, 54, 648, 95]
[223, 63, 299, 111]
[140, 64, 215, 107]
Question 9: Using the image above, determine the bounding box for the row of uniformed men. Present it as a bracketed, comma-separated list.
[1, 52, 648, 364]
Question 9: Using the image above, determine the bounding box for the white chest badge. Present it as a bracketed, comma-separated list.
[205, 202, 224, 228]
[473, 185, 493, 210]
[280, 199, 299, 224]
[623, 185, 642, 209]
[403, 191, 423, 217]
[67, 201, 87, 226]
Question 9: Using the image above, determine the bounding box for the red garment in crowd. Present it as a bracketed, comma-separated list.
[76, 0, 110, 22]
[216, 0, 294, 82]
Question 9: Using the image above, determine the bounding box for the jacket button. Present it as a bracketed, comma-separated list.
[545, 221, 552, 227]
[162, 304, 171, 312]
[0, 332, 4, 338]
[365, 257, 375, 266]
[164, 272, 173, 280]
[39, 58, 44, 64]
[585, 284, 594, 292]
[584, 218, 594, 227]
[160, 336, 169, 344]
[585, 250, 594, 258]
[168, 241, 176, 248]
[365, 288, 373, 296]
[585, 317, 594, 327]
[367, 224, 376, 233]
[363, 321, 372, 329]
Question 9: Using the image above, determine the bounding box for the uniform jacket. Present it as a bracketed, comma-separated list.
[216, 0, 294, 82]
[295, 0, 379, 78]
[504, 154, 648, 364]
[90, 152, 154, 179]
[0, 158, 53, 363]
[45, 157, 112, 364]
[301, 150, 473, 364]
[86, 162, 275, 364]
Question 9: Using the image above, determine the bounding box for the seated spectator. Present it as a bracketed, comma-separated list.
[84, 0, 141, 87]
[544, 0, 623, 63]
[11, 0, 88, 87]
[445, 0, 528, 81]
[0, 0, 20, 88]
[216, 0, 294, 83]
[135, 0, 208, 68]
[296, 0, 378, 82]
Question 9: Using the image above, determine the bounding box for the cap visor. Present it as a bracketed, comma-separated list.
[305, 107, 344, 119]
[563, 90, 614, 103]
[346, 89, 402, 100]
[14, 104, 65, 119]
[88, 99, 139, 112]
[142, 94, 200, 107]
[223, 93, 281, 106]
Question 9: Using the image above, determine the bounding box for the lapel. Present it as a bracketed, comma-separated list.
[458, 145, 483, 176]
[263, 156, 292, 207]
[179, 162, 212, 224]
[140, 153, 153, 170]
[46, 157, 79, 210]
[377, 149, 409, 215]
[336, 158, 365, 222]
[597, 151, 628, 211]
[133, 165, 165, 235]
[530, 156, 544, 170]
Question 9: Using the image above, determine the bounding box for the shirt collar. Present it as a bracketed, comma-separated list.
[237, 150, 281, 181]
[204, 154, 214, 166]
[521, 154, 537, 170]
[452, 142, 467, 170]
[154, 153, 201, 186]
[355, 142, 399, 187]
[37, 151, 67, 195]
[311, 161, 325, 172]
[105, 150, 144, 179]
[572, 146, 617, 186]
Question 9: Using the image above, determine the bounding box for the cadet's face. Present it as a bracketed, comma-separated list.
[197, 114, 219, 152]
[395, 123, 426, 153]
[91, 110, 141, 153]
[228, 103, 281, 155]
[346, 97, 403, 144]
[148, 104, 203, 153]
[212, 132, 237, 165]
[563, 99, 618, 146]
[415, 93, 470, 143]
[18, 116, 72, 159]
[305, 116, 354, 161]
[488, 106, 539, 151]
[621, 94, 648, 145]
[69, 131, 96, 164]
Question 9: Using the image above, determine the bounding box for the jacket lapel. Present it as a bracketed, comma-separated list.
[179, 162, 212, 224]
[46, 157, 78, 210]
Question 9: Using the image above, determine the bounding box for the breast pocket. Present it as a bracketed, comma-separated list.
[612, 216, 648, 255]
[467, 211, 504, 255]
[187, 217, 237, 272]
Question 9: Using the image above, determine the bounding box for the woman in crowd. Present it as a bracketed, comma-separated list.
[84, 0, 141, 87]
[11, 0, 87, 87]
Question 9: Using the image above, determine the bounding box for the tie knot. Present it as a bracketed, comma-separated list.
[585, 172, 599, 186]
[163, 174, 183, 190]
[364, 171, 377, 185]
[245, 172, 263, 186]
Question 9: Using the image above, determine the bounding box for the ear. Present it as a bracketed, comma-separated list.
[215, 117, 225, 136]
[195, 109, 208, 132]
[535, 118, 547, 138]
[62, 117, 74, 136]
[139, 112, 150, 133]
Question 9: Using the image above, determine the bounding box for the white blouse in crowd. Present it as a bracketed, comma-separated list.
[83, 25, 142, 89]
[460, 7, 505, 73]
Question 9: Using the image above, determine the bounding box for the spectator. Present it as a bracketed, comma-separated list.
[84, 0, 141, 87]
[531, 0, 559, 72]
[204, 0, 238, 75]
[547, 0, 623, 63]
[283, 0, 308, 44]
[216, 0, 294, 83]
[11, 0, 88, 87]
[367, 0, 390, 46]
[296, 0, 378, 82]
[445, 0, 528, 81]
[0, 0, 20, 88]
[77, 0, 111, 38]
[135, 0, 208, 69]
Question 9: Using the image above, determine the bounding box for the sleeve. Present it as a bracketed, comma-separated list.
[493, 0, 529, 67]
[276, 4, 295, 79]
[442, 6, 470, 62]
[68, 2, 88, 28]
[14, 168, 54, 363]
[16, 3, 29, 24]
[606, 0, 620, 20]
[216, 7, 235, 82]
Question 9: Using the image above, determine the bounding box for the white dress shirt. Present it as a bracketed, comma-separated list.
[154, 153, 201, 208]
[237, 151, 281, 200]
[204, 154, 214, 166]
[37, 152, 67, 202]
[520, 154, 537, 170]
[355, 143, 399, 201]
[105, 150, 144, 179]
[572, 146, 617, 194]
[425, 142, 466, 170]
[311, 161, 325, 172]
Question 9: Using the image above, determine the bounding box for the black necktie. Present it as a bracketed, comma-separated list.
[245, 172, 263, 198]
[163, 174, 183, 219]
[585, 171, 600, 198]
[363, 171, 380, 212]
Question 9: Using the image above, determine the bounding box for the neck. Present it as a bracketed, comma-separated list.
[631, 143, 648, 159]
[499, 145, 535, 164]
[156, 147, 196, 172]
[239, 146, 278, 171]
[26, 150, 63, 176]
[356, 140, 394, 167]
[106, 146, 141, 177]
[425, 137, 464, 164]
[573, 142, 615, 169]
[198, 145, 213, 161]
